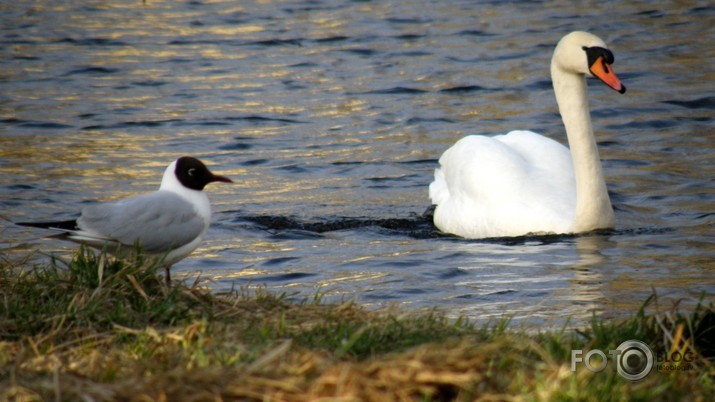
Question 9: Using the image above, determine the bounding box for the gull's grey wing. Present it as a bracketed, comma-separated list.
[77, 190, 206, 253]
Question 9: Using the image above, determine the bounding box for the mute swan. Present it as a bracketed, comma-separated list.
[429, 31, 626, 238]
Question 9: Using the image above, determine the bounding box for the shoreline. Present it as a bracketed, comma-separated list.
[1, 248, 713, 401]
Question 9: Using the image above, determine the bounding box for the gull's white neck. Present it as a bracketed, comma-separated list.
[552, 62, 615, 232]
[159, 161, 212, 220]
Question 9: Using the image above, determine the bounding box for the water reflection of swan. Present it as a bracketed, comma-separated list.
[430, 31, 626, 238]
[563, 235, 614, 311]
[533, 235, 614, 327]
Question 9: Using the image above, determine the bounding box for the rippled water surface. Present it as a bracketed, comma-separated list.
[2, 1, 713, 327]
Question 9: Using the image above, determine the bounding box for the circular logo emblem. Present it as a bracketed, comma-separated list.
[615, 340, 654, 381]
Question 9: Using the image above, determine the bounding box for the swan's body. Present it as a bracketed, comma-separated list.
[429, 31, 625, 238]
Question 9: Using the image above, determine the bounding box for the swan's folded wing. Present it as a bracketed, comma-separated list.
[496, 130, 573, 179]
[438, 134, 530, 202]
[431, 131, 576, 238]
[76, 191, 205, 253]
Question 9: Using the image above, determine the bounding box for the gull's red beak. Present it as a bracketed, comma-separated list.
[209, 174, 233, 183]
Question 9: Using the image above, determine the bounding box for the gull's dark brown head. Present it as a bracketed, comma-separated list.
[175, 156, 232, 191]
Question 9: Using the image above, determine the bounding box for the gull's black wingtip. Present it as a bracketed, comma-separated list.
[16, 219, 80, 231]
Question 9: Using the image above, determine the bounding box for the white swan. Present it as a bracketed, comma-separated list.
[429, 31, 626, 238]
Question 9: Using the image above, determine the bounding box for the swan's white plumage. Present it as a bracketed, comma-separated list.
[430, 31, 623, 238]
[430, 130, 575, 238]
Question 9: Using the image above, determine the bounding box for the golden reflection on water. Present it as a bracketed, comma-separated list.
[2, 0, 712, 326]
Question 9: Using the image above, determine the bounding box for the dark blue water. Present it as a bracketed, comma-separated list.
[1, 1, 713, 327]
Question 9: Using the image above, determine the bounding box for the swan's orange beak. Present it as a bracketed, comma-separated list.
[590, 56, 626, 94]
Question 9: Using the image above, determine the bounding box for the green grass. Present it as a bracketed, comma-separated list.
[0, 247, 713, 401]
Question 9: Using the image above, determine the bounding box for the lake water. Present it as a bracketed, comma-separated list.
[1, 0, 713, 327]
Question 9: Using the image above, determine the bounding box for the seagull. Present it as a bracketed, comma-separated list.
[17, 156, 232, 283]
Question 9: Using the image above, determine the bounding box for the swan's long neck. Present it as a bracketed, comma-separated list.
[552, 64, 615, 232]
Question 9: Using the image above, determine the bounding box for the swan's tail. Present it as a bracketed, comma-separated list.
[428, 168, 450, 206]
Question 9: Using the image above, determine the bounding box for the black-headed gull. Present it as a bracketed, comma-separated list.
[17, 156, 232, 282]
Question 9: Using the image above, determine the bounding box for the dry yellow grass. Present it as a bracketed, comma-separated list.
[1, 248, 713, 401]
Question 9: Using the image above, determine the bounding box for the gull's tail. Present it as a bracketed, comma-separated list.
[16, 219, 80, 231]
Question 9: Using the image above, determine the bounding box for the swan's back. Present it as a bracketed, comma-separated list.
[429, 130, 576, 238]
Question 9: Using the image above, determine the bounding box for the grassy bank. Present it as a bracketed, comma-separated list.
[1, 248, 713, 401]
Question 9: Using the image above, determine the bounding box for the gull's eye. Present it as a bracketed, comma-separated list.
[188, 168, 197, 176]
